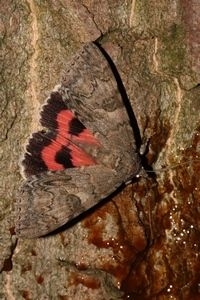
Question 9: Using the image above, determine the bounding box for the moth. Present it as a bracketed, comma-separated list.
[16, 43, 141, 238]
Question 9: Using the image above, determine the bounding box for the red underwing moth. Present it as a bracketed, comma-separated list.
[15, 43, 141, 238]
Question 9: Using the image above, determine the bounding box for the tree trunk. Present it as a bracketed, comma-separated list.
[0, 0, 199, 299]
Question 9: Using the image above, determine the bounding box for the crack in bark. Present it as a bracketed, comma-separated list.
[0, 113, 18, 142]
[81, 2, 103, 36]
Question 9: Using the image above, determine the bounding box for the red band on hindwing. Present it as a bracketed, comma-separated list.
[41, 110, 98, 171]
[22, 92, 101, 177]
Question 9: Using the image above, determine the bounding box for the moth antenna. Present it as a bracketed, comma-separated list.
[144, 158, 200, 175]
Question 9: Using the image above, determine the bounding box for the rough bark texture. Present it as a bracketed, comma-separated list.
[0, 0, 199, 299]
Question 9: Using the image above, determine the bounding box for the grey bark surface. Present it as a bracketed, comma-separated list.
[0, 0, 199, 299]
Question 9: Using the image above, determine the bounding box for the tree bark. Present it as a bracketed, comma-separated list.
[0, 0, 199, 299]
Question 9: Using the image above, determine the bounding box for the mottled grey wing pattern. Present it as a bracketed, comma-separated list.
[16, 43, 141, 238]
